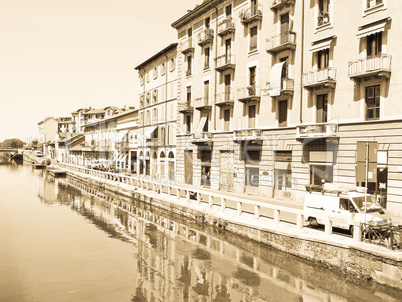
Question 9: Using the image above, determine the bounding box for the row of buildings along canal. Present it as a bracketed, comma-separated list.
[37, 0, 402, 222]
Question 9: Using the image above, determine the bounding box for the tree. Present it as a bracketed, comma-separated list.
[0, 138, 25, 149]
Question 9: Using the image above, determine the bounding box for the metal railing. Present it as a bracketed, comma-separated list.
[178, 102, 193, 113]
[266, 31, 296, 52]
[302, 68, 337, 86]
[215, 91, 235, 105]
[348, 54, 391, 78]
[191, 132, 213, 143]
[193, 97, 211, 109]
[239, 4, 263, 23]
[237, 86, 261, 100]
[215, 54, 236, 69]
[233, 129, 262, 141]
[197, 29, 214, 45]
[217, 17, 235, 35]
[270, 0, 294, 10]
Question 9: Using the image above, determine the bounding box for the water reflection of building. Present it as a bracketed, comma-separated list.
[52, 178, 396, 302]
[37, 172, 58, 204]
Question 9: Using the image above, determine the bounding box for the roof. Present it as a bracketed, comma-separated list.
[134, 43, 178, 70]
[83, 108, 106, 115]
[71, 108, 90, 114]
[171, 0, 218, 29]
[38, 117, 57, 125]
[82, 108, 138, 128]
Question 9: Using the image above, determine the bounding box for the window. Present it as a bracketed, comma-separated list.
[186, 55, 192, 76]
[316, 94, 328, 123]
[250, 26, 258, 51]
[366, 0, 383, 9]
[224, 74, 231, 101]
[280, 57, 288, 81]
[310, 165, 333, 185]
[318, 0, 330, 26]
[152, 89, 158, 104]
[277, 169, 292, 191]
[367, 33, 382, 57]
[188, 28, 192, 37]
[249, 66, 256, 88]
[140, 74, 144, 86]
[161, 62, 166, 75]
[317, 49, 329, 69]
[226, 4, 232, 17]
[203, 114, 209, 132]
[186, 86, 191, 105]
[225, 39, 232, 61]
[224, 109, 230, 131]
[153, 108, 157, 123]
[280, 14, 290, 44]
[205, 17, 210, 29]
[278, 100, 287, 127]
[140, 95, 144, 108]
[146, 93, 150, 105]
[204, 47, 210, 69]
[170, 58, 176, 71]
[204, 80, 209, 104]
[146, 110, 150, 125]
[366, 85, 380, 120]
[248, 105, 256, 128]
[186, 115, 191, 134]
[146, 72, 149, 82]
[153, 67, 158, 79]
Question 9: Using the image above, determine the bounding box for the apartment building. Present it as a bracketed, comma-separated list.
[135, 44, 178, 182]
[171, 0, 402, 218]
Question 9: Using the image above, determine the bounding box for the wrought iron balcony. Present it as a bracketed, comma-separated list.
[268, 78, 294, 96]
[239, 4, 263, 24]
[217, 18, 235, 36]
[191, 132, 213, 145]
[198, 29, 214, 46]
[270, 0, 295, 11]
[181, 37, 194, 54]
[215, 54, 236, 72]
[178, 102, 194, 114]
[348, 55, 391, 80]
[296, 123, 339, 140]
[194, 97, 212, 111]
[215, 92, 235, 107]
[237, 86, 261, 103]
[302, 68, 336, 89]
[266, 31, 296, 54]
[233, 129, 263, 142]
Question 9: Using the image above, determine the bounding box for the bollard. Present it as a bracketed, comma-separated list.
[274, 209, 280, 224]
[254, 205, 260, 219]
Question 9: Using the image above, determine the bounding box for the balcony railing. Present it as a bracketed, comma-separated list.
[178, 102, 194, 114]
[191, 132, 213, 145]
[237, 86, 261, 103]
[302, 68, 336, 89]
[198, 29, 214, 45]
[215, 91, 235, 106]
[270, 0, 295, 11]
[266, 31, 296, 53]
[181, 37, 194, 54]
[115, 141, 130, 149]
[218, 18, 235, 36]
[268, 79, 294, 96]
[348, 55, 391, 79]
[215, 54, 236, 72]
[296, 123, 339, 140]
[194, 97, 212, 111]
[146, 137, 161, 147]
[239, 4, 263, 24]
[233, 129, 263, 142]
[317, 12, 330, 27]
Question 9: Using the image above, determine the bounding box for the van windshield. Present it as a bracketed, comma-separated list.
[352, 196, 383, 213]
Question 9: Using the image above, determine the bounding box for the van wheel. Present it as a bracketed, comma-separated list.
[308, 217, 318, 228]
[349, 226, 354, 235]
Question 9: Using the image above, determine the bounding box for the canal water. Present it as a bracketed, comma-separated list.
[0, 155, 401, 302]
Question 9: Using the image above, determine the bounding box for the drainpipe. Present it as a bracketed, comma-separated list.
[211, 0, 218, 131]
[141, 67, 146, 174]
[163, 51, 169, 153]
[300, 0, 305, 124]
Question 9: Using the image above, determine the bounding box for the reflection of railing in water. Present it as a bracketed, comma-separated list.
[55, 176, 352, 302]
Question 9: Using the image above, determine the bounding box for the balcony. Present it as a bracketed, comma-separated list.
[191, 132, 213, 145]
[239, 4, 263, 24]
[237, 86, 261, 103]
[178, 102, 194, 114]
[233, 129, 263, 143]
[215, 54, 236, 72]
[181, 37, 194, 54]
[215, 92, 235, 107]
[218, 18, 235, 36]
[270, 0, 295, 11]
[268, 78, 294, 96]
[198, 29, 214, 46]
[296, 123, 339, 141]
[348, 55, 391, 80]
[115, 141, 130, 149]
[194, 97, 212, 111]
[146, 137, 161, 147]
[266, 31, 296, 54]
[302, 68, 336, 90]
[317, 12, 330, 27]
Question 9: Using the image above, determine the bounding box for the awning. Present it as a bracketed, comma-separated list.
[309, 36, 335, 53]
[195, 112, 208, 133]
[116, 130, 128, 142]
[269, 62, 285, 97]
[356, 18, 389, 39]
[144, 125, 158, 139]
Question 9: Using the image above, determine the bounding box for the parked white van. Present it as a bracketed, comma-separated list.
[304, 184, 391, 233]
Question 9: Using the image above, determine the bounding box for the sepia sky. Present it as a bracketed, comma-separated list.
[0, 0, 203, 142]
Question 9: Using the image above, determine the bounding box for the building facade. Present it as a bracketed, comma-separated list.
[135, 44, 178, 182]
[171, 0, 402, 219]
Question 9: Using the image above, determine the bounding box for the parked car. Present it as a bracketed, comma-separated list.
[304, 183, 391, 234]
